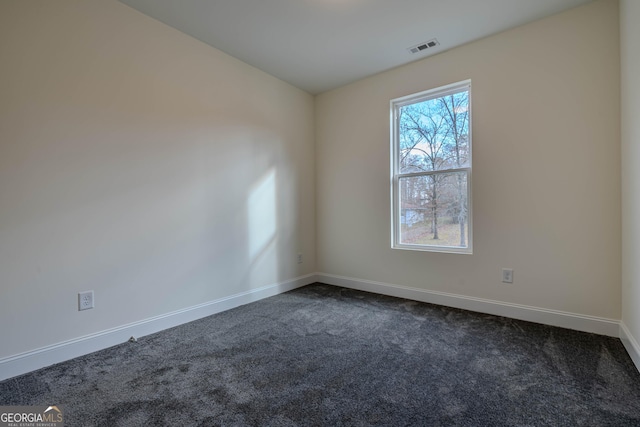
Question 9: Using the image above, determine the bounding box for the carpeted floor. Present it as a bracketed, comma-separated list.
[2, 283, 640, 426]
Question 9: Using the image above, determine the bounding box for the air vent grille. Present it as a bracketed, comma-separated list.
[407, 39, 439, 54]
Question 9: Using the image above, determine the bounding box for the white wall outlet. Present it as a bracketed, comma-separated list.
[297, 253, 303, 264]
[502, 268, 514, 284]
[78, 291, 94, 311]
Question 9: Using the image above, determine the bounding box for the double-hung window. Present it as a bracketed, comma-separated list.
[391, 80, 472, 253]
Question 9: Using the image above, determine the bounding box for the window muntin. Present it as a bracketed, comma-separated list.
[391, 81, 472, 253]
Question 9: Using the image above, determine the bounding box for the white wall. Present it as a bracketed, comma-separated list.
[621, 0, 640, 364]
[0, 1, 315, 360]
[316, 0, 620, 320]
[0, 0, 630, 376]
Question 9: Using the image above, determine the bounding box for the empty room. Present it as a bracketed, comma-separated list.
[1, 0, 640, 425]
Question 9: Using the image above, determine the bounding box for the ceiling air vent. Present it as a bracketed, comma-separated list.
[407, 39, 439, 54]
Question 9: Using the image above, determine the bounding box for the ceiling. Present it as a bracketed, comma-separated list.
[118, 0, 595, 94]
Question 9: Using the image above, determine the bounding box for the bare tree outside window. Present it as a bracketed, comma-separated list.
[391, 81, 472, 253]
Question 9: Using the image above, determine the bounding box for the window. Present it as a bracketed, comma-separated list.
[390, 80, 472, 253]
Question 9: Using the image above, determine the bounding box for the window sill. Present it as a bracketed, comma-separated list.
[392, 243, 473, 255]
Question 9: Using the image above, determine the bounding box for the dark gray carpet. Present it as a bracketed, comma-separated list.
[2, 283, 640, 426]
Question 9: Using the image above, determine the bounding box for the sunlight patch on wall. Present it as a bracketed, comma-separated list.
[248, 168, 277, 260]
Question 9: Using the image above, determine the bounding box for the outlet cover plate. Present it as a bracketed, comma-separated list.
[78, 291, 94, 311]
[502, 268, 514, 284]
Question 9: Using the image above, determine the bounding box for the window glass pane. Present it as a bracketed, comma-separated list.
[399, 172, 469, 248]
[399, 90, 469, 174]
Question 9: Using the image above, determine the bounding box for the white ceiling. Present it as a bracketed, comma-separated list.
[118, 0, 595, 94]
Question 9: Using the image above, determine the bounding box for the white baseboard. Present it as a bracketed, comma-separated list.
[316, 273, 620, 337]
[620, 322, 640, 372]
[0, 274, 316, 382]
[3, 273, 632, 382]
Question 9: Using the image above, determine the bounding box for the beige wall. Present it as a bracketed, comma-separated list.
[621, 0, 640, 345]
[316, 0, 620, 318]
[0, 0, 627, 365]
[0, 1, 315, 359]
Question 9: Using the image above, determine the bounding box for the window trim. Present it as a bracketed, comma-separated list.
[390, 80, 473, 254]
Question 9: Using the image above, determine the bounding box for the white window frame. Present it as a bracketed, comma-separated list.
[390, 80, 473, 254]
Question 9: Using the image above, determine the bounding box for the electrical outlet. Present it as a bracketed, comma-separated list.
[297, 253, 303, 264]
[78, 291, 94, 311]
[502, 268, 514, 284]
